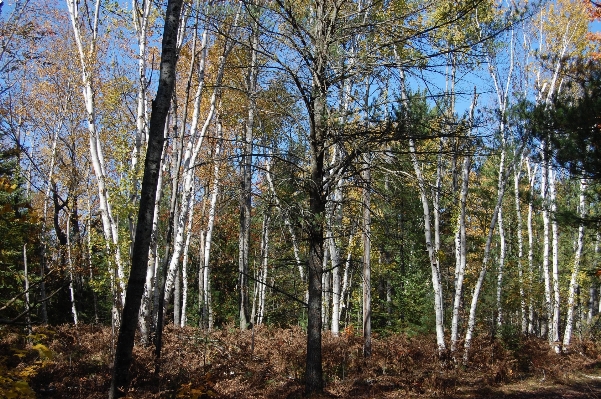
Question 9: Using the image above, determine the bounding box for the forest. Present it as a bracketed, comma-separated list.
[3, 0, 601, 397]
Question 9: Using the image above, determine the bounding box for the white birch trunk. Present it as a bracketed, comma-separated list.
[340, 230, 355, 319]
[450, 90, 477, 352]
[409, 138, 445, 351]
[66, 217, 78, 325]
[464, 148, 522, 363]
[463, 185, 505, 363]
[527, 159, 538, 334]
[550, 167, 560, 343]
[478, 22, 514, 331]
[328, 147, 345, 335]
[514, 158, 527, 334]
[199, 229, 206, 327]
[322, 246, 330, 329]
[202, 119, 224, 331]
[163, 27, 209, 307]
[541, 147, 553, 341]
[496, 147, 506, 327]
[23, 244, 31, 335]
[132, 0, 152, 168]
[251, 266, 259, 325]
[257, 212, 270, 325]
[450, 140, 471, 352]
[397, 63, 445, 351]
[40, 127, 60, 325]
[173, 267, 181, 326]
[563, 178, 587, 348]
[66, 0, 125, 310]
[180, 178, 196, 327]
[433, 143, 443, 321]
[164, 15, 240, 305]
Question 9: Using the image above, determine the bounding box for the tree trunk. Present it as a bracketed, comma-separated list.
[66, 0, 125, 316]
[139, 143, 166, 343]
[451, 148, 471, 352]
[362, 154, 371, 358]
[450, 90, 476, 353]
[86, 191, 99, 324]
[179, 178, 195, 327]
[563, 178, 586, 348]
[39, 128, 60, 325]
[464, 146, 521, 363]
[23, 244, 31, 336]
[515, 159, 527, 334]
[163, 19, 236, 308]
[238, 19, 258, 331]
[202, 118, 225, 331]
[257, 211, 270, 325]
[305, 35, 327, 393]
[67, 217, 78, 325]
[527, 159, 537, 335]
[409, 137, 445, 351]
[198, 229, 206, 327]
[173, 266, 181, 326]
[322, 246, 331, 330]
[328, 177, 343, 335]
[541, 144, 553, 342]
[550, 167, 560, 344]
[496, 146, 506, 328]
[108, 0, 183, 394]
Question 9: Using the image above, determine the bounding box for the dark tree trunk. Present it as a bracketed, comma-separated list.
[52, 184, 67, 246]
[305, 72, 326, 396]
[108, 0, 183, 395]
[362, 155, 371, 358]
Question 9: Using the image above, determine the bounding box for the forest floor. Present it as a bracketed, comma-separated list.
[2, 324, 601, 398]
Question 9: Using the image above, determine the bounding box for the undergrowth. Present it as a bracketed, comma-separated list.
[0, 324, 599, 398]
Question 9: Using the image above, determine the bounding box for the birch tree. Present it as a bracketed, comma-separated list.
[563, 178, 587, 348]
[66, 0, 126, 327]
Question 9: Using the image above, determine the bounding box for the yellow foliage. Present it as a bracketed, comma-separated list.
[0, 367, 36, 399]
[176, 382, 217, 399]
[0, 331, 55, 398]
[31, 344, 52, 361]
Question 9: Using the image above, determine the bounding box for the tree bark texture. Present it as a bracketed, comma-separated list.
[362, 155, 371, 358]
[108, 0, 184, 395]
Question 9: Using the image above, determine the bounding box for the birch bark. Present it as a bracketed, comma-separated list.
[527, 159, 538, 335]
[202, 117, 225, 331]
[179, 177, 196, 327]
[450, 90, 477, 352]
[257, 211, 270, 325]
[66, 0, 125, 317]
[463, 148, 524, 363]
[563, 178, 587, 348]
[66, 216, 78, 325]
[541, 146, 553, 340]
[514, 157, 527, 334]
[164, 8, 241, 306]
[550, 167, 561, 343]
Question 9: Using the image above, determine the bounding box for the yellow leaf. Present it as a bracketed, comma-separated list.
[31, 343, 52, 360]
